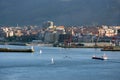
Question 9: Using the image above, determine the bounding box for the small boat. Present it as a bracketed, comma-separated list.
[92, 54, 108, 60]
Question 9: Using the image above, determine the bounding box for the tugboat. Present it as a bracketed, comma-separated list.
[92, 54, 108, 60]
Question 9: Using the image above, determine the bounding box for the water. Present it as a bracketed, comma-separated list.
[0, 45, 120, 80]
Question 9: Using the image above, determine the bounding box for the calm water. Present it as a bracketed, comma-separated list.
[0, 45, 120, 80]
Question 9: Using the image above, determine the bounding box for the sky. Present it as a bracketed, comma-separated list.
[0, 0, 120, 26]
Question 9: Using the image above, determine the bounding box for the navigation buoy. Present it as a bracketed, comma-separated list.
[51, 58, 54, 64]
[39, 50, 42, 54]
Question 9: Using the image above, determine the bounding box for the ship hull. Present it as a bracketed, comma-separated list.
[0, 48, 34, 52]
[92, 57, 107, 60]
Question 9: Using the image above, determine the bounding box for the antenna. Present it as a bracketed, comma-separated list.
[17, 24, 18, 27]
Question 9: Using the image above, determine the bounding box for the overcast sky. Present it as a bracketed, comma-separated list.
[0, 0, 120, 26]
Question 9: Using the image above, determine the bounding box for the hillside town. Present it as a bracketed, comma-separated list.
[0, 21, 120, 47]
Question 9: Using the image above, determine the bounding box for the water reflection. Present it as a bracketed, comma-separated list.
[0, 45, 120, 80]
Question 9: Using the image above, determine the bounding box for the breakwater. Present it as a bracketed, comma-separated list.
[0, 48, 34, 52]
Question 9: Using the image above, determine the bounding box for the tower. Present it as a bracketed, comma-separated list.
[42, 21, 54, 29]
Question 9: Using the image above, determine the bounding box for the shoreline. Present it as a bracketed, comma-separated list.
[0, 42, 120, 51]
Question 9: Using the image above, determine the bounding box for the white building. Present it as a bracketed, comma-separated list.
[44, 31, 54, 43]
[43, 21, 56, 30]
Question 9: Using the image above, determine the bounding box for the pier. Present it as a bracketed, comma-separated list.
[0, 48, 34, 52]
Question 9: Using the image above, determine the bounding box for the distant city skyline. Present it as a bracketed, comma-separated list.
[0, 0, 120, 26]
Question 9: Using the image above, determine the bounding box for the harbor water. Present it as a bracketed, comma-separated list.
[0, 45, 120, 80]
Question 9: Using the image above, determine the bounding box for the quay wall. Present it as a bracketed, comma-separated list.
[82, 42, 113, 47]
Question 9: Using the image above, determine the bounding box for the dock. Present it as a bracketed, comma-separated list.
[101, 46, 120, 51]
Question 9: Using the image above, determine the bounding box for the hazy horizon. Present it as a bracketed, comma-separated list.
[0, 0, 120, 26]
